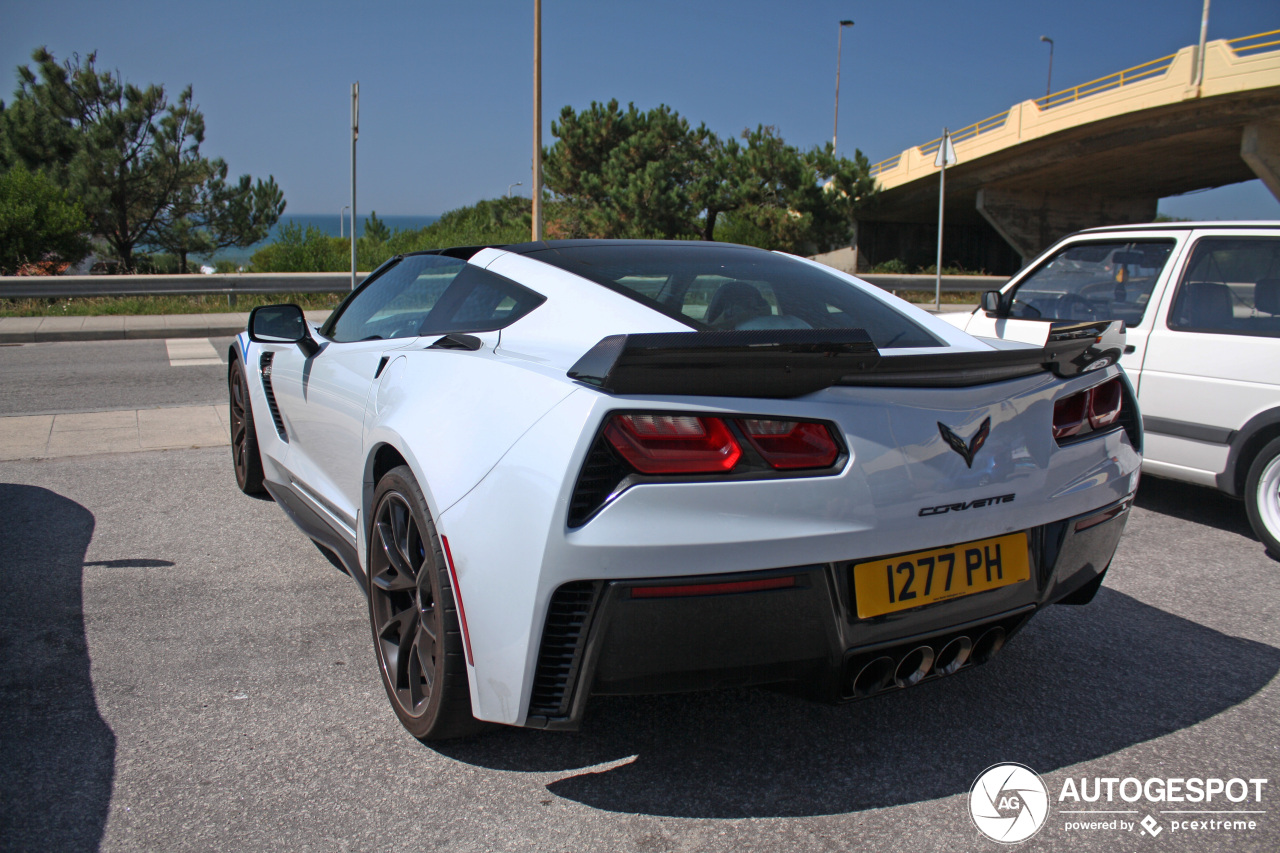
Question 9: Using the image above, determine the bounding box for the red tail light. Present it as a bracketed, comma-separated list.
[738, 419, 840, 469]
[1053, 377, 1123, 441]
[1088, 377, 1123, 428]
[604, 414, 741, 474]
[1052, 393, 1088, 439]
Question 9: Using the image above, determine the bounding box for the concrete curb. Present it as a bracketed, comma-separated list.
[0, 311, 333, 344]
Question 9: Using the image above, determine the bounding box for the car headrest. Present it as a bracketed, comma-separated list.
[1256, 279, 1280, 315]
[706, 281, 771, 327]
[1175, 281, 1233, 329]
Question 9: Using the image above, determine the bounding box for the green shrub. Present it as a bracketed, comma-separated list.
[0, 164, 90, 274]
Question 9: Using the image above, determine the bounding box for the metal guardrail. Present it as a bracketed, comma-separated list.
[857, 273, 1004, 294]
[0, 271, 999, 300]
[1033, 52, 1176, 111]
[869, 28, 1280, 178]
[0, 272, 365, 299]
[1228, 29, 1280, 56]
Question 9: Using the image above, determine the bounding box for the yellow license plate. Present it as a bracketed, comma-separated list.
[852, 533, 1030, 619]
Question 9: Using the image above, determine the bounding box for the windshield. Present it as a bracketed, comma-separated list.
[1007, 239, 1175, 327]
[526, 242, 943, 349]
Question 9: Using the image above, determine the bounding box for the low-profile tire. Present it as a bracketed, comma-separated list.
[229, 358, 266, 495]
[367, 466, 482, 740]
[1245, 437, 1280, 557]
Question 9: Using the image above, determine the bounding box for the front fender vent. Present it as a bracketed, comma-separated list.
[528, 581, 600, 720]
[259, 351, 287, 441]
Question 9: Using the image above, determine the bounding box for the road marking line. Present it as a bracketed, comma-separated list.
[166, 338, 222, 367]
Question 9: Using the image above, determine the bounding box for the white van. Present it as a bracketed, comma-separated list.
[944, 222, 1280, 556]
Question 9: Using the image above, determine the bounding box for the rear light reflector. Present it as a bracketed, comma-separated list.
[604, 414, 741, 474]
[630, 575, 797, 599]
[1074, 501, 1130, 532]
[738, 419, 840, 469]
[1053, 377, 1124, 441]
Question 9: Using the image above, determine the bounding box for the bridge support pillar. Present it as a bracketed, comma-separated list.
[1242, 123, 1280, 203]
[976, 188, 1157, 266]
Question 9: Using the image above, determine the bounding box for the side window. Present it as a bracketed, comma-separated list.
[418, 265, 546, 335]
[1007, 240, 1175, 327]
[328, 255, 466, 343]
[1168, 237, 1280, 337]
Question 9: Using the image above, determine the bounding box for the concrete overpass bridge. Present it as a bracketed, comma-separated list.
[852, 30, 1280, 274]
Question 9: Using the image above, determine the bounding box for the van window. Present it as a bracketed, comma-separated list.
[1167, 237, 1280, 337]
[1007, 240, 1175, 327]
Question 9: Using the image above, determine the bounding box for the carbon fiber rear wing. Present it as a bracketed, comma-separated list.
[567, 323, 1119, 398]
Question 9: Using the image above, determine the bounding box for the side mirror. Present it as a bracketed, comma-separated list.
[249, 304, 319, 357]
[981, 290, 1005, 315]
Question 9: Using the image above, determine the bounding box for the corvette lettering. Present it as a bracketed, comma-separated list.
[919, 494, 1016, 516]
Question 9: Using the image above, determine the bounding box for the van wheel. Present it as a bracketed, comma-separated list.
[1245, 437, 1280, 557]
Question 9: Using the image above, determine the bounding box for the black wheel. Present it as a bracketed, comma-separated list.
[229, 358, 265, 494]
[1245, 437, 1280, 557]
[368, 466, 481, 740]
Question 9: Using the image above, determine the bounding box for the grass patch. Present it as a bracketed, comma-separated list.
[0, 292, 345, 317]
[886, 290, 981, 305]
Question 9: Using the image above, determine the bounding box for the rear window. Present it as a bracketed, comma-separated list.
[525, 243, 942, 349]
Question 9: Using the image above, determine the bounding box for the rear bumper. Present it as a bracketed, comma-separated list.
[524, 494, 1131, 730]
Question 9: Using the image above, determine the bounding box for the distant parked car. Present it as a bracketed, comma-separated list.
[944, 222, 1280, 555]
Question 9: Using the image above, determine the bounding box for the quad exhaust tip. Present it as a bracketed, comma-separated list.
[894, 645, 935, 688]
[846, 623, 1012, 699]
[972, 626, 1006, 664]
[851, 656, 896, 698]
[934, 636, 973, 676]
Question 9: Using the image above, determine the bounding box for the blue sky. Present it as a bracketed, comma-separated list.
[3, 0, 1278, 219]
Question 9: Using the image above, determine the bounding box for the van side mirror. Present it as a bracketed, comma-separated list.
[249, 304, 319, 357]
[981, 290, 1005, 315]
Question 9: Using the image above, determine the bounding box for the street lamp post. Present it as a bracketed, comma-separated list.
[339, 205, 350, 238]
[532, 0, 543, 241]
[833, 20, 854, 152]
[1039, 36, 1055, 100]
[508, 181, 523, 198]
[350, 82, 359, 291]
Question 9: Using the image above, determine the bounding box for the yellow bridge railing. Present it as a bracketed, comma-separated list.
[869, 28, 1280, 178]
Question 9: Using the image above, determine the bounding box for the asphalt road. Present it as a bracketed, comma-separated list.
[0, 445, 1277, 853]
[0, 337, 234, 416]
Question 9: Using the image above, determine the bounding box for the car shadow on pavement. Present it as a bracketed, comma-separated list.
[437, 589, 1280, 818]
[0, 484, 115, 851]
[1135, 476, 1256, 540]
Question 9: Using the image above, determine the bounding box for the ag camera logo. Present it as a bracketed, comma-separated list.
[969, 763, 1050, 843]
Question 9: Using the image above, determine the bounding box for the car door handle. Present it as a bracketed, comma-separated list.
[375, 356, 389, 378]
[1124, 345, 1136, 354]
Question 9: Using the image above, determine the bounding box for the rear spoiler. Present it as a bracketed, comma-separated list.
[567, 324, 1120, 398]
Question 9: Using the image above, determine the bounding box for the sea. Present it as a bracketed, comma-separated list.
[212, 213, 440, 266]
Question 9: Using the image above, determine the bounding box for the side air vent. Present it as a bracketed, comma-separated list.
[528, 581, 600, 720]
[259, 352, 287, 441]
[567, 439, 631, 527]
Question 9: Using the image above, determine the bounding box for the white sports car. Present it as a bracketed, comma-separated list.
[229, 240, 1141, 740]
